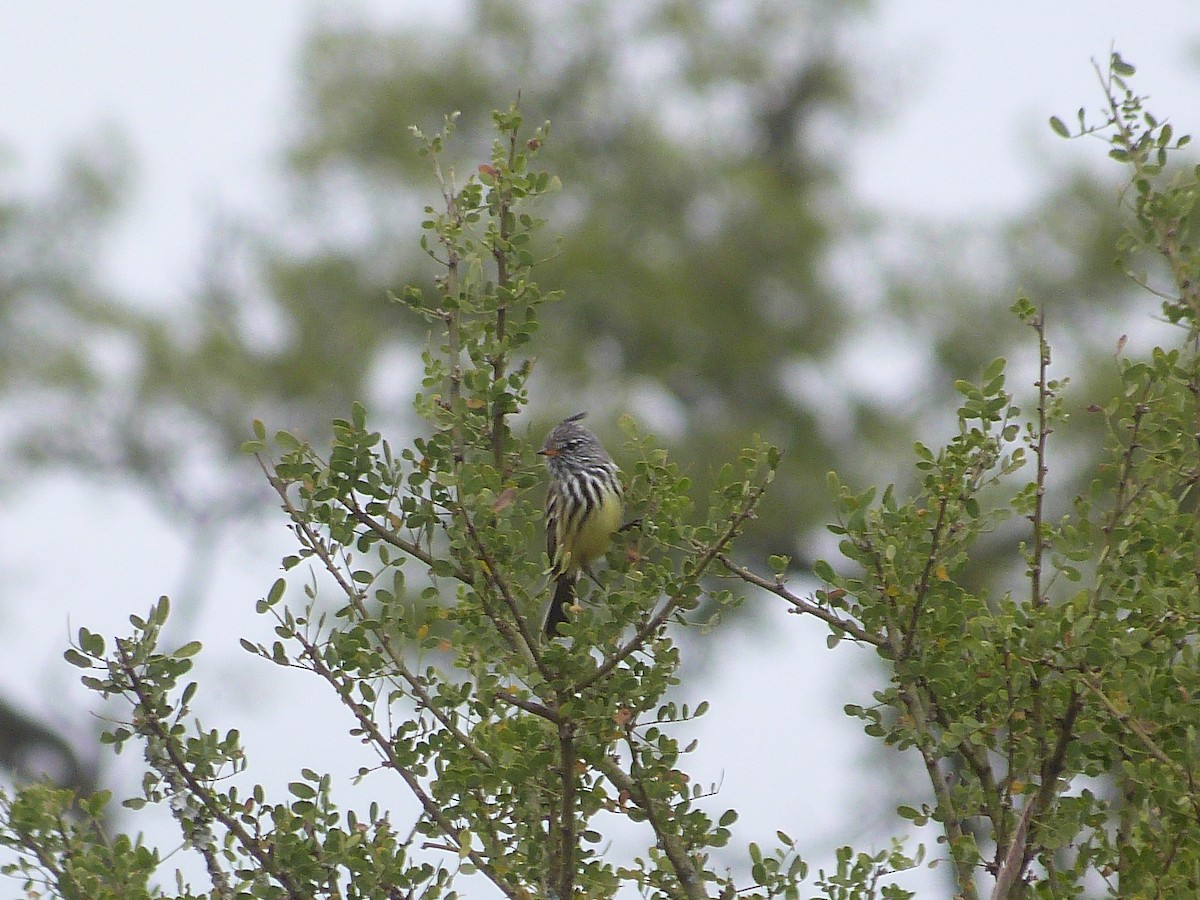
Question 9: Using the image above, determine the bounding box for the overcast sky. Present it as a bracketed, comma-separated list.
[1, 2, 1197, 895]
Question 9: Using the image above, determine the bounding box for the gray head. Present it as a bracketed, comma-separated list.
[538, 412, 612, 476]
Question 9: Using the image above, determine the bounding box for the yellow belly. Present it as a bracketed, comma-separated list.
[568, 492, 623, 572]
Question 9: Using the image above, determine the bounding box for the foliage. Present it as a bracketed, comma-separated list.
[0, 0, 880, 824]
[0, 107, 821, 900]
[738, 54, 1200, 897]
[3, 48, 1200, 900]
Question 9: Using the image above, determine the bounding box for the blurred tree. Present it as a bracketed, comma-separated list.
[4, 0, 1154, 569]
[0, 0, 1176, 798]
[0, 135, 131, 796]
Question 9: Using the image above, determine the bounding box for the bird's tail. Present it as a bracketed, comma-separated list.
[544, 574, 576, 637]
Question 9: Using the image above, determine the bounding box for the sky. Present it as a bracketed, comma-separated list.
[1, 2, 1198, 896]
[849, 1, 1199, 218]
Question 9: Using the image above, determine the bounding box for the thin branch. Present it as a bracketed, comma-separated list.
[900, 685, 981, 900]
[262, 462, 494, 771]
[434, 150, 465, 462]
[555, 720, 578, 900]
[456, 501, 550, 681]
[714, 552, 883, 647]
[492, 690, 558, 722]
[295, 632, 521, 898]
[594, 752, 708, 900]
[487, 121, 516, 475]
[344, 499, 473, 584]
[925, 687, 1004, 831]
[1081, 676, 1200, 823]
[576, 480, 768, 693]
[901, 490, 952, 660]
[1029, 306, 1051, 610]
[991, 689, 1081, 900]
[118, 647, 306, 899]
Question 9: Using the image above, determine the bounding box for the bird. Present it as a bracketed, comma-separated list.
[538, 412, 623, 637]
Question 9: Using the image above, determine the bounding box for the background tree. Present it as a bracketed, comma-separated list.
[2, 1, 1151, 567]
[0, 3, 1192, 884]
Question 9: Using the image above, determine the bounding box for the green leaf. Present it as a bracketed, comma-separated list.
[1111, 53, 1136, 76]
[288, 781, 316, 799]
[982, 356, 1006, 382]
[812, 559, 836, 583]
[64, 648, 93, 668]
[275, 430, 302, 451]
[174, 640, 203, 659]
[1048, 116, 1070, 138]
[153, 595, 171, 625]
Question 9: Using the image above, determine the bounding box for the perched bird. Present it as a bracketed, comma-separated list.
[539, 412, 623, 636]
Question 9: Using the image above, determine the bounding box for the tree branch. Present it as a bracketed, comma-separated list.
[577, 480, 768, 693]
[991, 688, 1081, 900]
[118, 645, 305, 899]
[295, 632, 521, 898]
[263, 464, 495, 771]
[715, 552, 883, 647]
[555, 719, 578, 900]
[594, 751, 708, 900]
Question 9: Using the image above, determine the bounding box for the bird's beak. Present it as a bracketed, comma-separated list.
[538, 448, 556, 457]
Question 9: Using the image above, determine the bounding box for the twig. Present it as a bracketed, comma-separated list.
[118, 646, 306, 899]
[594, 752, 708, 900]
[1081, 676, 1200, 823]
[576, 480, 768, 693]
[714, 552, 883, 647]
[487, 119, 517, 475]
[991, 689, 1081, 900]
[900, 491, 952, 660]
[456, 502, 550, 681]
[1029, 307, 1051, 610]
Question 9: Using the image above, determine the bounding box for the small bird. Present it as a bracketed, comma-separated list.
[539, 412, 623, 636]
